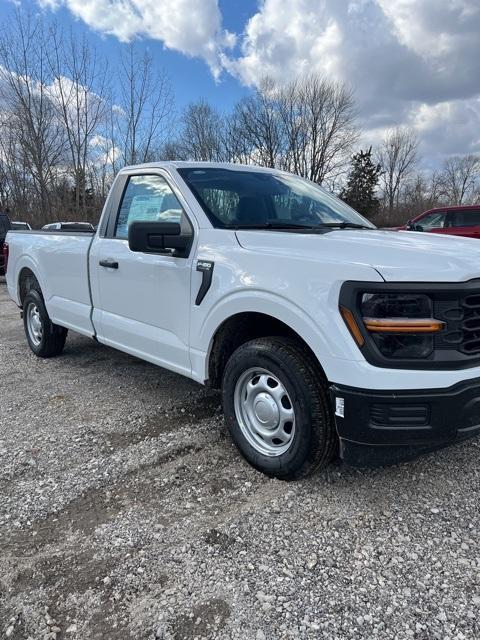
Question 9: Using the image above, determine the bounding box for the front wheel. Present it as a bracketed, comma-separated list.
[23, 289, 68, 358]
[222, 337, 337, 479]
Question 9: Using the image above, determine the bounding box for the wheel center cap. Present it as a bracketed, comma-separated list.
[254, 393, 279, 427]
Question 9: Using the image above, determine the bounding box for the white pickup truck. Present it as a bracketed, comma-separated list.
[5, 162, 480, 478]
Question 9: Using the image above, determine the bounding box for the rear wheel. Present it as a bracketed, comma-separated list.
[222, 337, 337, 479]
[23, 289, 67, 358]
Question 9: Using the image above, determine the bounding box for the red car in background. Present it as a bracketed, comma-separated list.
[395, 205, 480, 238]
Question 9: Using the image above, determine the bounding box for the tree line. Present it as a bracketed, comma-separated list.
[0, 10, 478, 227]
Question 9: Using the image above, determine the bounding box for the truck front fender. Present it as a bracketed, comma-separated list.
[190, 289, 364, 384]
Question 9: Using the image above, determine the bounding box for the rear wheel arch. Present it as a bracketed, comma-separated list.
[18, 267, 42, 306]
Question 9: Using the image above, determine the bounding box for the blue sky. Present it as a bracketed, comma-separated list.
[1, 0, 479, 164]
[0, 0, 255, 112]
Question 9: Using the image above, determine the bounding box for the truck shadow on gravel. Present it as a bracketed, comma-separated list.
[101, 394, 222, 452]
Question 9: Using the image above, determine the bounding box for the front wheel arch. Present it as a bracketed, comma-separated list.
[207, 311, 328, 389]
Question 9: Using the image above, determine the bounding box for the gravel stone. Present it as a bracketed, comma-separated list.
[1, 278, 480, 639]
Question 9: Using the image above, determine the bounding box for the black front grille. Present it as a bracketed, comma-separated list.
[461, 295, 480, 354]
[435, 291, 480, 356]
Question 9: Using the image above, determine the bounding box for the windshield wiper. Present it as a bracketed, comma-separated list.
[226, 222, 315, 230]
[226, 221, 373, 231]
[316, 222, 372, 229]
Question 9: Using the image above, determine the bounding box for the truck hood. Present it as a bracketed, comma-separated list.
[236, 229, 480, 282]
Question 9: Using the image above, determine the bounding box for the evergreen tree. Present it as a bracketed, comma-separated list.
[340, 147, 382, 219]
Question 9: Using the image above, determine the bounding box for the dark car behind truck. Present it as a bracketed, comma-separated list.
[0, 212, 12, 276]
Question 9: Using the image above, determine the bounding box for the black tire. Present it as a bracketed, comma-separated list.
[222, 337, 337, 479]
[23, 289, 68, 358]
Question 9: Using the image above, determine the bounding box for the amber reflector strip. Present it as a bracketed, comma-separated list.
[340, 306, 365, 346]
[363, 318, 445, 333]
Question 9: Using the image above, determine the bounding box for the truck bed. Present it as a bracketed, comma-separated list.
[6, 230, 96, 336]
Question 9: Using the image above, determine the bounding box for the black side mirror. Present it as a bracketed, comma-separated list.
[406, 221, 423, 232]
[128, 221, 192, 257]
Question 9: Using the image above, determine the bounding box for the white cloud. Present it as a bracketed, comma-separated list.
[222, 0, 480, 160]
[90, 134, 121, 166]
[39, 0, 235, 78]
[410, 97, 480, 158]
[377, 0, 479, 58]
[37, 0, 480, 161]
[222, 0, 343, 86]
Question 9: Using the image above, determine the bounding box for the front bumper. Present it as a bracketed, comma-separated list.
[331, 377, 480, 466]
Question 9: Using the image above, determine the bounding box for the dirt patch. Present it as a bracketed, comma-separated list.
[13, 550, 115, 596]
[101, 394, 221, 452]
[207, 476, 235, 495]
[86, 604, 136, 640]
[172, 598, 231, 639]
[2, 443, 199, 554]
[202, 528, 234, 550]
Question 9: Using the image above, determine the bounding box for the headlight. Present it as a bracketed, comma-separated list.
[361, 293, 432, 320]
[340, 292, 445, 360]
[360, 293, 443, 359]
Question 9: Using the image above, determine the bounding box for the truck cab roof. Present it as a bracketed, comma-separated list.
[121, 161, 288, 175]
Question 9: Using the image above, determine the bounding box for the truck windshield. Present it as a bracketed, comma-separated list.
[178, 167, 375, 231]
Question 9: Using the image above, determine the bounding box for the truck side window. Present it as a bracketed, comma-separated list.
[115, 174, 184, 240]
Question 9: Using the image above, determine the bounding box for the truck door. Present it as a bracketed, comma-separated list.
[89, 171, 196, 376]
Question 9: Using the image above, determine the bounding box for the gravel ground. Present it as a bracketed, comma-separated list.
[1, 276, 480, 640]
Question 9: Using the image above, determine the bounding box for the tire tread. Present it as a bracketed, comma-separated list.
[223, 336, 338, 479]
[23, 289, 67, 358]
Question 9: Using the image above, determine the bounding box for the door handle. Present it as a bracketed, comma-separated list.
[99, 259, 119, 269]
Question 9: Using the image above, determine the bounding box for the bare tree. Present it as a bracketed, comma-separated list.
[47, 27, 109, 217]
[115, 44, 174, 167]
[232, 78, 284, 168]
[177, 100, 228, 161]
[158, 139, 186, 161]
[0, 12, 179, 224]
[439, 154, 480, 204]
[227, 74, 359, 182]
[377, 127, 419, 219]
[0, 118, 32, 215]
[280, 75, 359, 184]
[401, 171, 443, 219]
[0, 10, 66, 221]
[223, 109, 252, 165]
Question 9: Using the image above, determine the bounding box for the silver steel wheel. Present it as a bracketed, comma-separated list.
[234, 367, 296, 457]
[26, 302, 43, 346]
